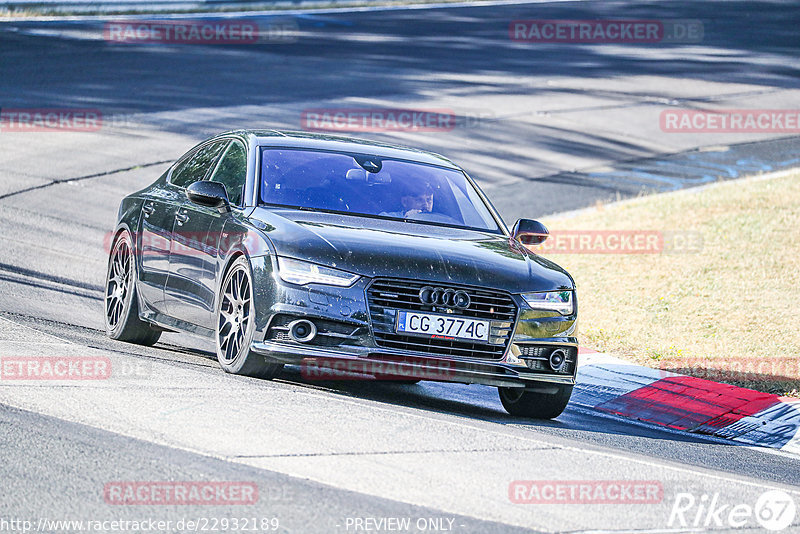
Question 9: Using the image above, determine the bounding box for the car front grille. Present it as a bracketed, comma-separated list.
[367, 278, 517, 360]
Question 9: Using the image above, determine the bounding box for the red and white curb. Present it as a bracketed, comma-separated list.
[573, 348, 800, 455]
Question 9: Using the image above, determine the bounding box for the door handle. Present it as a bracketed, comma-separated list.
[175, 212, 189, 225]
[142, 202, 155, 217]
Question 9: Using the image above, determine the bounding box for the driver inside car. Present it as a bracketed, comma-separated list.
[381, 182, 435, 219]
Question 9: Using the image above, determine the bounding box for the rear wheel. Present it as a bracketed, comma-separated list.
[498, 384, 573, 419]
[215, 256, 283, 379]
[104, 231, 161, 346]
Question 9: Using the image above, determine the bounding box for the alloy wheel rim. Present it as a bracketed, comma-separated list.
[105, 237, 131, 330]
[218, 265, 252, 363]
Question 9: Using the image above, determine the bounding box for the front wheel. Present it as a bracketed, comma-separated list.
[215, 256, 283, 379]
[498, 384, 573, 419]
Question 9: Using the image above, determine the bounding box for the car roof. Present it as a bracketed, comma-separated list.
[214, 129, 461, 170]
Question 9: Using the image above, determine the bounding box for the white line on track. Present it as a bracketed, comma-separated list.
[0, 315, 73, 344]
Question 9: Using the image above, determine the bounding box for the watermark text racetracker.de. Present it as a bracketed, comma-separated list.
[302, 108, 455, 133]
[104, 481, 258, 506]
[509, 480, 663, 504]
[509, 19, 703, 43]
[524, 230, 703, 254]
[105, 228, 701, 260]
[0, 356, 151, 382]
[0, 108, 142, 132]
[661, 109, 800, 133]
[103, 19, 298, 44]
[300, 108, 497, 133]
[104, 230, 270, 258]
[0, 108, 102, 132]
[301, 356, 457, 381]
[0, 357, 110, 381]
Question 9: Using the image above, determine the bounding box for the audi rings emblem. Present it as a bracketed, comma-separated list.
[418, 286, 471, 309]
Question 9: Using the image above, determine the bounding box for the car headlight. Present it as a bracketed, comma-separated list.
[521, 290, 574, 315]
[277, 257, 360, 287]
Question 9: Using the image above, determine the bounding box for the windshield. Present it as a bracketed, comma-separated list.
[259, 148, 502, 232]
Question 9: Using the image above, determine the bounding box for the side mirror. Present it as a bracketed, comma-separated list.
[512, 219, 549, 247]
[186, 181, 231, 213]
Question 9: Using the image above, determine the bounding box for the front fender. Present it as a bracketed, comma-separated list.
[217, 216, 278, 338]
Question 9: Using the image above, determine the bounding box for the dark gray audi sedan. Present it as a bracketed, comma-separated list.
[105, 130, 578, 418]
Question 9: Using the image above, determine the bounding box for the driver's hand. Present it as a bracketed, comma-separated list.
[404, 209, 422, 218]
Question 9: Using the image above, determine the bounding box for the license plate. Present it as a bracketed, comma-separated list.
[395, 311, 489, 342]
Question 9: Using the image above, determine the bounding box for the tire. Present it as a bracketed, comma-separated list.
[215, 256, 283, 379]
[498, 384, 573, 419]
[104, 231, 161, 346]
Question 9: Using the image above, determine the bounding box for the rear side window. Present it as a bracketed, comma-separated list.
[170, 140, 228, 188]
[208, 141, 247, 206]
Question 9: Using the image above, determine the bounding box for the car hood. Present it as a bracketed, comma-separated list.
[249, 208, 574, 293]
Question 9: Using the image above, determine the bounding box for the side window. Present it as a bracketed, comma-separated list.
[208, 141, 247, 206]
[170, 141, 228, 188]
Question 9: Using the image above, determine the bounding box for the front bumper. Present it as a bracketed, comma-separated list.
[249, 259, 578, 389]
[250, 340, 576, 389]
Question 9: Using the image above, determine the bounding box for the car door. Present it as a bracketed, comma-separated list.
[160, 140, 229, 327]
[138, 160, 197, 314]
[166, 139, 249, 329]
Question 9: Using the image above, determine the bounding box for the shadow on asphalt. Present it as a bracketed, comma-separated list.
[272, 364, 737, 446]
[1, 2, 797, 141]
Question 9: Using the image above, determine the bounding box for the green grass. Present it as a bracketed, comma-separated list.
[539, 171, 800, 396]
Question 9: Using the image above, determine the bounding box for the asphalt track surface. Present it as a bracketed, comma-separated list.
[1, 1, 799, 532]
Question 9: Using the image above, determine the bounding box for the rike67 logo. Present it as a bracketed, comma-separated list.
[669, 490, 797, 531]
